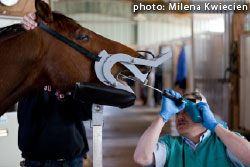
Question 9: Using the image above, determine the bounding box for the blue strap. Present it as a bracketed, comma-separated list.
[38, 22, 101, 61]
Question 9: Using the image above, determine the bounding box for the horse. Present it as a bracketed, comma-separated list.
[0, 0, 148, 116]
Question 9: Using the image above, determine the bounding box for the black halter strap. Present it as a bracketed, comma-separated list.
[38, 22, 101, 61]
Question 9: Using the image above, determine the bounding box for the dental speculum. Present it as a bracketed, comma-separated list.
[94, 49, 172, 94]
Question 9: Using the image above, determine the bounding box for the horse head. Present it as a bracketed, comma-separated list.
[0, 0, 150, 115]
[34, 0, 150, 90]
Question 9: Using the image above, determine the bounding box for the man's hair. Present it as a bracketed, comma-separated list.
[183, 91, 206, 103]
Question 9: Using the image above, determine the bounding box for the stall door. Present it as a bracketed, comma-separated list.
[193, 14, 230, 122]
[240, 34, 250, 130]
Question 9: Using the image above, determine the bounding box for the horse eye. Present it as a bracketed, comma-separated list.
[77, 34, 89, 41]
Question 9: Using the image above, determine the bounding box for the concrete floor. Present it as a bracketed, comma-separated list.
[84, 105, 173, 167]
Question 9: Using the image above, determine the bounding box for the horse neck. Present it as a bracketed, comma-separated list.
[0, 30, 44, 114]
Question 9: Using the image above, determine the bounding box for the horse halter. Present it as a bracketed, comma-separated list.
[38, 23, 171, 94]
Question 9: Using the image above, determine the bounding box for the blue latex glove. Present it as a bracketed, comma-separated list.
[197, 102, 218, 132]
[159, 89, 185, 122]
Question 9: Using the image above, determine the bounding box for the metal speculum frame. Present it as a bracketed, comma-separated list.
[95, 49, 172, 94]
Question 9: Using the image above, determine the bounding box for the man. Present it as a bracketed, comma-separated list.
[134, 89, 250, 167]
[18, 14, 91, 167]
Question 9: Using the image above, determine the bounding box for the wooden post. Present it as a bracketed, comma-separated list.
[231, 3, 250, 135]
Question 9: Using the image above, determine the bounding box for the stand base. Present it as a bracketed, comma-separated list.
[92, 104, 103, 167]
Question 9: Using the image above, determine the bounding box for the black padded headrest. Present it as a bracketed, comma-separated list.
[73, 83, 136, 108]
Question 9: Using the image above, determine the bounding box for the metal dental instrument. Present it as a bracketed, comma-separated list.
[118, 74, 184, 106]
[119, 74, 203, 123]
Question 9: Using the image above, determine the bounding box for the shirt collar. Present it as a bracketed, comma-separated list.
[199, 129, 211, 141]
[182, 130, 211, 151]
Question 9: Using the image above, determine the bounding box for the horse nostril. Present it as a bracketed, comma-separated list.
[137, 65, 151, 74]
[136, 54, 145, 59]
[148, 66, 151, 72]
[145, 66, 151, 73]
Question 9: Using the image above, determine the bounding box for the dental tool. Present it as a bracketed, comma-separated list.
[119, 74, 203, 123]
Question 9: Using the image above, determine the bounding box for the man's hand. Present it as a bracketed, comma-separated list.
[159, 89, 185, 122]
[21, 13, 37, 30]
[197, 102, 218, 132]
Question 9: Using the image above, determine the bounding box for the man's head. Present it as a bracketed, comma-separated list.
[175, 92, 206, 137]
[175, 109, 206, 137]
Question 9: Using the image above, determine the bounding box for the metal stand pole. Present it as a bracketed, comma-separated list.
[92, 104, 103, 167]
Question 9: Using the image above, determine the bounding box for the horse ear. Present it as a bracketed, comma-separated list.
[35, 0, 53, 23]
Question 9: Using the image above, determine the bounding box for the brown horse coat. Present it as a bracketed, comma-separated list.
[0, 0, 143, 115]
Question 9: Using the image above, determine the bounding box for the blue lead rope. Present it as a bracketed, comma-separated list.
[38, 22, 101, 61]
